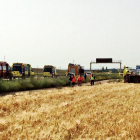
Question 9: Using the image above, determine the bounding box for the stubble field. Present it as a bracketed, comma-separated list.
[0, 82, 140, 139]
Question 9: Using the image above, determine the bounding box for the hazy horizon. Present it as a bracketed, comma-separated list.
[1, 0, 140, 69]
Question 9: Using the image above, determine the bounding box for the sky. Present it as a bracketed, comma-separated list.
[0, 0, 140, 69]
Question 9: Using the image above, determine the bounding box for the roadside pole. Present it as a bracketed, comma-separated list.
[37, 65, 38, 80]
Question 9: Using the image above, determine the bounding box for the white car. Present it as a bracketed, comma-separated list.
[86, 72, 92, 76]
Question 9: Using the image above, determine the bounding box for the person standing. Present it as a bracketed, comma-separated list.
[69, 75, 72, 86]
[77, 75, 83, 86]
[89, 73, 92, 82]
[84, 72, 87, 81]
[90, 74, 95, 86]
[71, 75, 76, 87]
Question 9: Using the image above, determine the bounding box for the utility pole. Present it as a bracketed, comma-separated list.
[37, 65, 38, 79]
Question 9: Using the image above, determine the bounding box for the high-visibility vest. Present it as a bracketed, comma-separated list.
[91, 76, 94, 80]
[77, 76, 83, 82]
[89, 74, 92, 79]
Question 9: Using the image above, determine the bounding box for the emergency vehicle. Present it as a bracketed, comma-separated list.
[68, 63, 84, 76]
[0, 61, 12, 79]
[11, 63, 34, 79]
[43, 65, 58, 77]
[123, 66, 140, 83]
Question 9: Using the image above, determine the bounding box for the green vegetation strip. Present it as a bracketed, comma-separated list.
[83, 73, 123, 83]
[0, 74, 123, 93]
[0, 77, 69, 93]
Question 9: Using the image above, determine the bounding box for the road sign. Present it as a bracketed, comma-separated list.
[136, 65, 140, 70]
[96, 58, 112, 63]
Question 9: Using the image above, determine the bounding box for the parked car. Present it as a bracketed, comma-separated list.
[86, 72, 92, 76]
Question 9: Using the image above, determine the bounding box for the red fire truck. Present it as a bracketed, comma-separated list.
[0, 61, 12, 79]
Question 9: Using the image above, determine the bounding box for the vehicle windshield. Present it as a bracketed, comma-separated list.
[44, 67, 52, 72]
[13, 66, 22, 71]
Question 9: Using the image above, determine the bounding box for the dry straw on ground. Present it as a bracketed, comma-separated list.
[0, 82, 140, 139]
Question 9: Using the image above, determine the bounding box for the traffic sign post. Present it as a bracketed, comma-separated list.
[136, 65, 140, 70]
[136, 66, 140, 73]
[90, 58, 122, 72]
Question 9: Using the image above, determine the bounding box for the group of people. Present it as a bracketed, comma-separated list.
[69, 73, 95, 87]
[69, 75, 83, 87]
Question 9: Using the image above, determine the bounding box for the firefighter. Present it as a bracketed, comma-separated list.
[89, 74, 95, 86]
[69, 75, 72, 86]
[84, 72, 87, 80]
[77, 75, 83, 86]
[71, 75, 76, 87]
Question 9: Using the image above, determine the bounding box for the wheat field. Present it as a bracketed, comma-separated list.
[0, 82, 140, 139]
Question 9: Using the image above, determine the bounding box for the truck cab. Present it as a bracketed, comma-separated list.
[68, 63, 84, 76]
[12, 63, 34, 79]
[43, 65, 58, 77]
[0, 61, 12, 79]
